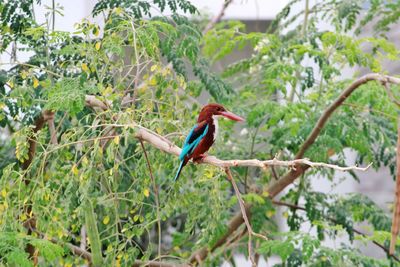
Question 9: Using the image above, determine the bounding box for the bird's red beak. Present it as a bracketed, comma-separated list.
[219, 111, 245, 122]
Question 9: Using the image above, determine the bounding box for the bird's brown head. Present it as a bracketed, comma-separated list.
[197, 103, 245, 122]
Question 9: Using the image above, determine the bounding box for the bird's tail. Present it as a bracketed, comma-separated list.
[174, 160, 185, 181]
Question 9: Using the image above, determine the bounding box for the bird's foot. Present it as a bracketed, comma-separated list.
[193, 154, 206, 163]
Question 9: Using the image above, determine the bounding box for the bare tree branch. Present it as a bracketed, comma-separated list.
[85, 95, 109, 111]
[226, 168, 255, 266]
[22, 111, 52, 263]
[133, 126, 370, 171]
[383, 82, 400, 108]
[296, 73, 400, 159]
[132, 261, 188, 267]
[80, 226, 87, 250]
[225, 168, 268, 267]
[43, 110, 57, 145]
[269, 73, 400, 197]
[139, 140, 162, 262]
[391, 114, 400, 254]
[202, 0, 233, 34]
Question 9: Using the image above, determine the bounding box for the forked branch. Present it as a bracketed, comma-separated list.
[225, 168, 268, 267]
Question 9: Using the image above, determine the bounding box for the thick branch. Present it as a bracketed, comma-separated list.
[296, 73, 400, 159]
[85, 95, 109, 111]
[22, 111, 49, 263]
[269, 73, 400, 198]
[43, 110, 57, 145]
[22, 114, 46, 171]
[188, 204, 250, 264]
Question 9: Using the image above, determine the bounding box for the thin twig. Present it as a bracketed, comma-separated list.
[225, 168, 256, 266]
[390, 114, 400, 255]
[139, 140, 162, 263]
[383, 81, 400, 108]
[225, 168, 268, 267]
[130, 20, 141, 104]
[270, 165, 279, 181]
[203, 0, 233, 34]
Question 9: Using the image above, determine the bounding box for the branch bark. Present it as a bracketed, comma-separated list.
[202, 0, 233, 34]
[225, 168, 256, 267]
[133, 126, 369, 171]
[390, 114, 400, 254]
[43, 110, 57, 145]
[22, 111, 51, 264]
[296, 73, 400, 160]
[269, 73, 400, 197]
[139, 140, 162, 262]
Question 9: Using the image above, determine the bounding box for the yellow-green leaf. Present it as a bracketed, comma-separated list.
[103, 215, 110, 225]
[20, 71, 28, 79]
[143, 188, 150, 198]
[148, 77, 157, 86]
[33, 77, 39, 88]
[102, 85, 113, 96]
[114, 136, 120, 145]
[95, 41, 101, 51]
[150, 65, 158, 72]
[1, 189, 6, 198]
[71, 164, 79, 175]
[93, 26, 100, 36]
[81, 63, 89, 73]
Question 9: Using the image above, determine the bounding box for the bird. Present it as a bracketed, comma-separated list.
[174, 103, 245, 181]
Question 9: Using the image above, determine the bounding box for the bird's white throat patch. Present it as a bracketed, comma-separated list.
[212, 115, 221, 141]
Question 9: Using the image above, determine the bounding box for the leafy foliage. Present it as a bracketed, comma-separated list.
[92, 0, 197, 17]
[1, 0, 400, 266]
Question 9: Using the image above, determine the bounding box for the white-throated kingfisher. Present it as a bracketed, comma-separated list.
[174, 103, 245, 181]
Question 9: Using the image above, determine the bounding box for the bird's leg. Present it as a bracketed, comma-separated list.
[193, 154, 206, 163]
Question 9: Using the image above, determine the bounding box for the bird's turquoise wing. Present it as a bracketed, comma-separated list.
[179, 122, 209, 161]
